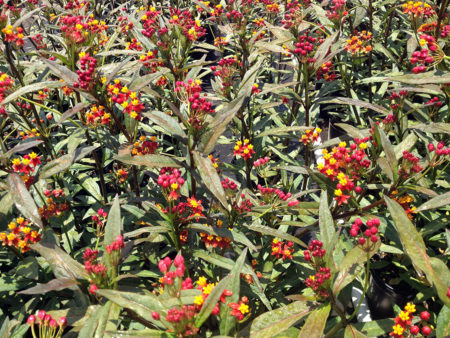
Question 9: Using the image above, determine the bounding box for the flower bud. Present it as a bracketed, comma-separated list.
[27, 315, 36, 325]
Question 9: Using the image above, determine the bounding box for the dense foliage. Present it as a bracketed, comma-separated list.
[0, 0, 449, 337]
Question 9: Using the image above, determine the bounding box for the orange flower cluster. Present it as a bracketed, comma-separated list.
[199, 220, 232, 249]
[39, 189, 68, 220]
[107, 80, 145, 120]
[19, 128, 41, 140]
[115, 168, 129, 184]
[0, 217, 41, 253]
[391, 191, 416, 220]
[389, 303, 433, 338]
[317, 140, 370, 206]
[233, 139, 255, 160]
[1, 25, 24, 46]
[12, 152, 42, 187]
[85, 104, 110, 126]
[271, 238, 294, 260]
[300, 127, 321, 145]
[344, 31, 372, 55]
[402, 1, 435, 19]
[131, 136, 157, 156]
[58, 15, 107, 45]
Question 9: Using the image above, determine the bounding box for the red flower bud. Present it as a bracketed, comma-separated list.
[420, 311, 430, 321]
[27, 315, 36, 325]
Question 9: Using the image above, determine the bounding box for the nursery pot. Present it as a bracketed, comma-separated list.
[367, 269, 416, 320]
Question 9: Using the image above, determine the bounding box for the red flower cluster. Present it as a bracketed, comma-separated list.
[131, 135, 158, 156]
[27, 310, 66, 338]
[233, 194, 254, 213]
[303, 239, 326, 262]
[139, 50, 163, 73]
[200, 220, 232, 249]
[39, 189, 68, 220]
[317, 140, 370, 205]
[141, 7, 161, 39]
[169, 8, 206, 41]
[229, 296, 250, 321]
[316, 61, 337, 81]
[326, 0, 348, 22]
[11, 152, 42, 187]
[74, 52, 97, 91]
[254, 156, 269, 168]
[399, 151, 422, 179]
[1, 25, 24, 46]
[428, 141, 450, 157]
[92, 208, 107, 229]
[58, 15, 106, 45]
[410, 48, 435, 73]
[390, 302, 433, 338]
[115, 168, 129, 184]
[157, 167, 185, 201]
[305, 267, 331, 297]
[222, 178, 238, 190]
[233, 139, 255, 159]
[349, 217, 380, 246]
[0, 217, 41, 253]
[292, 33, 322, 63]
[107, 80, 145, 120]
[271, 238, 294, 260]
[282, 0, 309, 29]
[0, 72, 14, 104]
[106, 235, 124, 254]
[125, 38, 143, 51]
[390, 90, 408, 110]
[257, 184, 293, 205]
[85, 104, 110, 126]
[426, 96, 442, 107]
[175, 79, 215, 129]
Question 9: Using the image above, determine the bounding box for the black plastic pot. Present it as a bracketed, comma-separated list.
[367, 269, 416, 320]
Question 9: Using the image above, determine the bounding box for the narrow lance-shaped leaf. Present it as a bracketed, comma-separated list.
[7, 173, 43, 228]
[220, 248, 248, 336]
[115, 154, 182, 168]
[378, 128, 398, 181]
[384, 196, 450, 307]
[319, 190, 336, 268]
[297, 303, 331, 338]
[416, 191, 450, 212]
[18, 278, 78, 295]
[193, 151, 229, 210]
[244, 300, 318, 338]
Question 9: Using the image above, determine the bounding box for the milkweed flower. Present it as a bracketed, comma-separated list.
[344, 31, 372, 55]
[234, 139, 255, 159]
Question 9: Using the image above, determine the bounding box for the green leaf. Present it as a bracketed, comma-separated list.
[1, 81, 65, 105]
[219, 248, 248, 336]
[385, 71, 450, 84]
[297, 303, 331, 338]
[324, 98, 389, 115]
[394, 133, 417, 160]
[17, 278, 78, 295]
[4, 140, 44, 159]
[95, 289, 165, 328]
[39, 145, 98, 179]
[256, 126, 309, 138]
[115, 154, 182, 168]
[351, 319, 393, 337]
[246, 221, 306, 248]
[344, 325, 368, 338]
[378, 128, 398, 181]
[143, 111, 187, 139]
[416, 191, 450, 212]
[106, 329, 176, 337]
[384, 196, 450, 307]
[245, 300, 318, 338]
[193, 151, 229, 210]
[56, 102, 91, 126]
[409, 122, 450, 134]
[32, 241, 88, 280]
[78, 305, 104, 338]
[94, 301, 120, 338]
[319, 191, 336, 266]
[436, 305, 450, 338]
[7, 173, 43, 228]
[332, 241, 381, 297]
[195, 273, 233, 328]
[104, 195, 123, 270]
